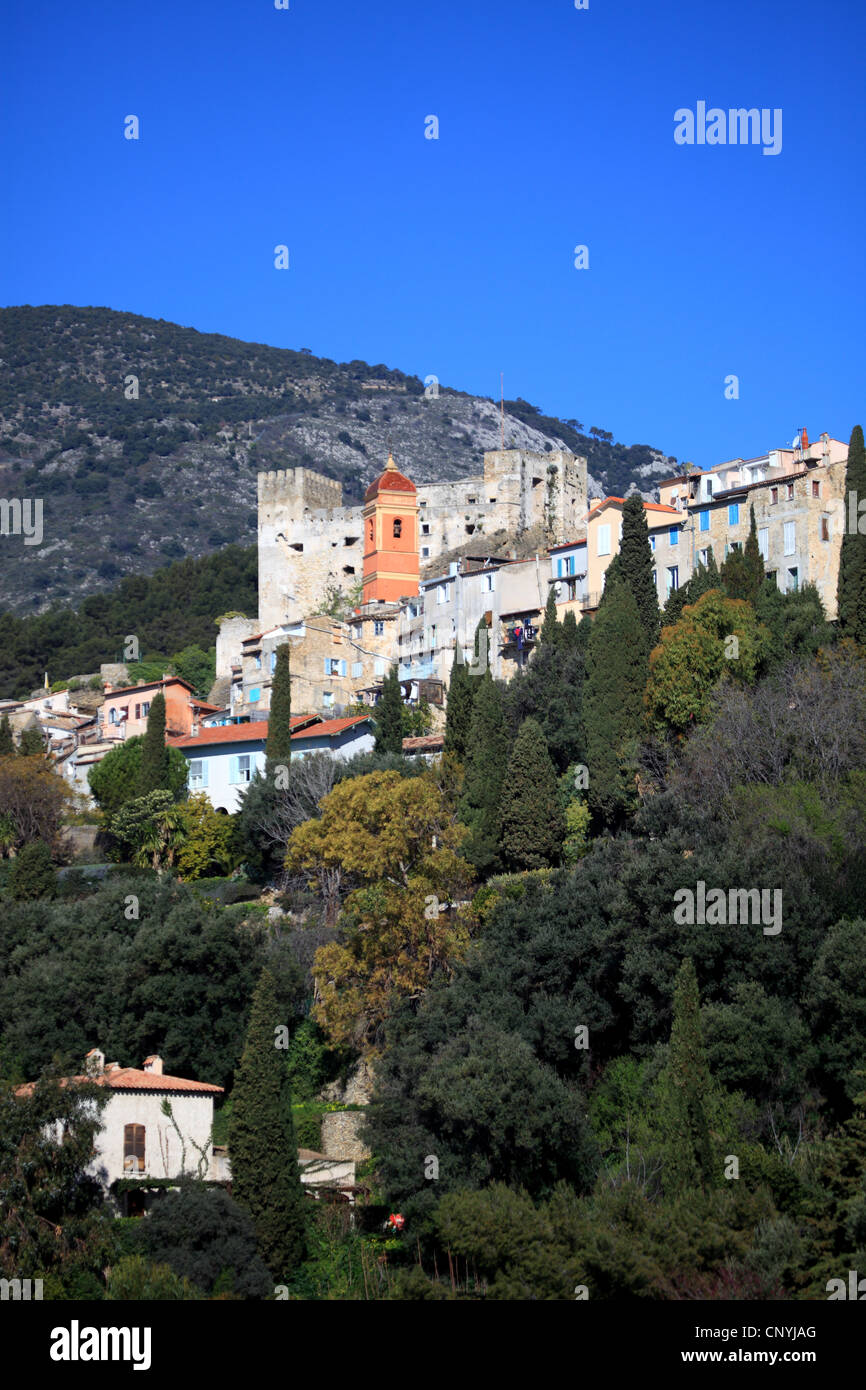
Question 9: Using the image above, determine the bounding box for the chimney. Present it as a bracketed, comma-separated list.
[143, 1055, 163, 1075]
[801, 427, 809, 450]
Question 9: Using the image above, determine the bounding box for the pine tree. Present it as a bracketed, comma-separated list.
[374, 666, 404, 755]
[444, 647, 475, 761]
[616, 493, 661, 653]
[0, 715, 14, 755]
[583, 577, 646, 828]
[228, 968, 307, 1277]
[658, 958, 716, 1195]
[266, 643, 292, 766]
[539, 587, 560, 645]
[837, 424, 866, 645]
[137, 691, 170, 795]
[17, 725, 44, 757]
[498, 718, 564, 870]
[460, 672, 510, 874]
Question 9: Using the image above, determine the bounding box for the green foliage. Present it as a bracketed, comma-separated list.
[837, 424, 866, 644]
[17, 725, 45, 757]
[0, 1073, 112, 1287]
[134, 1183, 272, 1298]
[8, 840, 56, 900]
[176, 794, 240, 880]
[229, 969, 307, 1277]
[138, 691, 170, 795]
[0, 542, 258, 700]
[266, 644, 293, 764]
[655, 960, 716, 1195]
[583, 577, 646, 826]
[443, 649, 476, 761]
[498, 718, 564, 870]
[88, 735, 188, 817]
[285, 1018, 341, 1103]
[612, 493, 661, 653]
[0, 716, 14, 755]
[108, 790, 186, 869]
[170, 644, 216, 698]
[460, 673, 509, 875]
[106, 1254, 202, 1301]
[539, 587, 560, 645]
[373, 666, 403, 755]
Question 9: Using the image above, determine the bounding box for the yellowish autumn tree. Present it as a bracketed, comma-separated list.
[285, 770, 476, 1054]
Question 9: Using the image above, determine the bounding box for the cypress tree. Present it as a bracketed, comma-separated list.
[658, 958, 716, 1195]
[498, 717, 564, 870]
[837, 424, 866, 645]
[539, 587, 560, 645]
[17, 725, 44, 757]
[0, 715, 14, 755]
[374, 665, 404, 754]
[561, 609, 580, 648]
[229, 968, 306, 1277]
[583, 577, 646, 828]
[137, 691, 170, 795]
[444, 647, 475, 761]
[266, 643, 293, 765]
[616, 493, 661, 653]
[460, 672, 509, 874]
[742, 503, 765, 603]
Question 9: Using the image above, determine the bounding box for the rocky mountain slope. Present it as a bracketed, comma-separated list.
[0, 305, 677, 613]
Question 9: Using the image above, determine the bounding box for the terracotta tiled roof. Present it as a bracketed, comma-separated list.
[170, 714, 370, 750]
[402, 734, 444, 751]
[364, 453, 416, 502]
[16, 1068, 223, 1097]
[587, 497, 681, 518]
[103, 677, 194, 698]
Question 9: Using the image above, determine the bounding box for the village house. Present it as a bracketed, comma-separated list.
[169, 714, 375, 812]
[100, 676, 219, 741]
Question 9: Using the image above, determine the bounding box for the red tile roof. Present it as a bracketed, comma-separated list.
[16, 1068, 223, 1097]
[104, 676, 194, 698]
[169, 714, 370, 750]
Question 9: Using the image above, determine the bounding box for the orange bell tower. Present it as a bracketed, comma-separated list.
[362, 451, 420, 603]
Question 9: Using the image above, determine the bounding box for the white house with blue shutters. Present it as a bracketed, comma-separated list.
[170, 715, 376, 812]
[548, 538, 587, 607]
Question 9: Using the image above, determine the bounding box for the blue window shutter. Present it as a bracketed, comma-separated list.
[340, 660, 347, 677]
[699, 509, 709, 532]
[228, 755, 238, 785]
[557, 558, 562, 577]
[201, 759, 209, 788]
[324, 658, 330, 674]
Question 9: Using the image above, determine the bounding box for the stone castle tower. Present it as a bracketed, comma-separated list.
[257, 448, 587, 631]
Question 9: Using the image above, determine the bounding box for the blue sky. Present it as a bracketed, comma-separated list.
[2, 0, 864, 469]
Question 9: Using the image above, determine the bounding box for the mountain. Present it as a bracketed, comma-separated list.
[0, 305, 678, 614]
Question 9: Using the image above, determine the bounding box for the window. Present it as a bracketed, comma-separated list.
[705, 478, 713, 496]
[728, 503, 740, 525]
[109, 707, 118, 725]
[368, 520, 374, 541]
[189, 759, 208, 790]
[649, 534, 656, 551]
[437, 583, 450, 605]
[812, 480, 821, 498]
[666, 565, 679, 595]
[374, 659, 385, 676]
[669, 526, 679, 547]
[322, 691, 334, 709]
[254, 655, 262, 669]
[787, 566, 799, 592]
[421, 523, 430, 535]
[421, 547, 430, 558]
[393, 518, 402, 538]
[373, 620, 385, 636]
[142, 702, 150, 716]
[123, 1124, 145, 1173]
[820, 515, 830, 542]
[134, 703, 141, 720]
[786, 483, 794, 500]
[270, 651, 278, 672]
[698, 548, 710, 567]
[758, 527, 769, 560]
[597, 524, 611, 556]
[351, 661, 362, 678]
[783, 521, 796, 555]
[699, 509, 709, 532]
[229, 754, 252, 784]
[770, 487, 778, 504]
